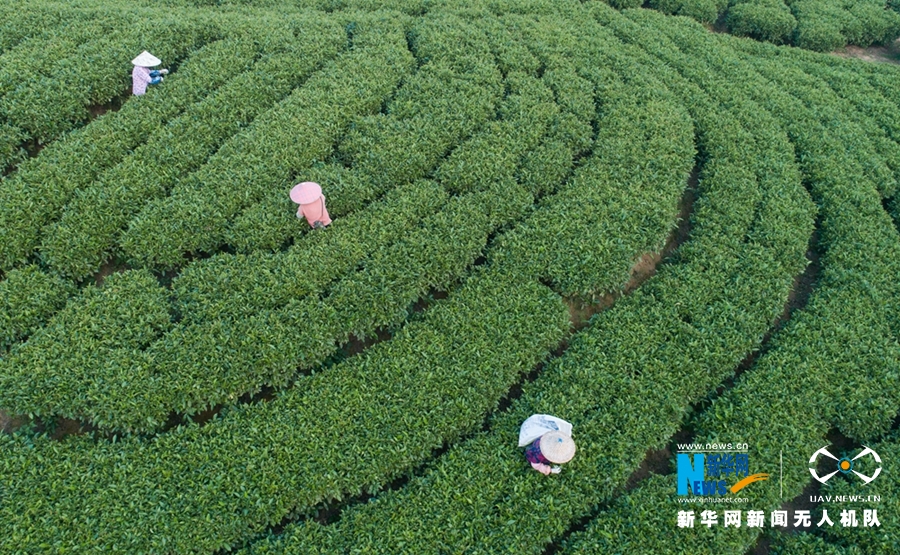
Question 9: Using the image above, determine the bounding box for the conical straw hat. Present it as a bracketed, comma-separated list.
[540, 431, 576, 464]
[290, 182, 322, 205]
[131, 51, 161, 67]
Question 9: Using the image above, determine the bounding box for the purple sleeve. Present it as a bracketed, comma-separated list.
[524, 438, 549, 465]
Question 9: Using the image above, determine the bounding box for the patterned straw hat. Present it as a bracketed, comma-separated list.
[540, 431, 576, 464]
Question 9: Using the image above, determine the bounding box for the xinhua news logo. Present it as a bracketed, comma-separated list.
[809, 446, 882, 485]
[677, 447, 768, 496]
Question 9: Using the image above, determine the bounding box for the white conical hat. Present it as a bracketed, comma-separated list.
[131, 51, 161, 67]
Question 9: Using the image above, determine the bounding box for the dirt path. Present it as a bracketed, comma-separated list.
[832, 39, 900, 65]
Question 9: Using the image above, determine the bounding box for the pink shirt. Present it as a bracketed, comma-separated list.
[132, 66, 152, 96]
[296, 196, 332, 228]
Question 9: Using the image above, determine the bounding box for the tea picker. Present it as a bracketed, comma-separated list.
[519, 414, 576, 475]
[290, 181, 332, 229]
[131, 51, 168, 96]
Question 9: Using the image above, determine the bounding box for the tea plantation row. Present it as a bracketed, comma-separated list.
[1, 0, 900, 553]
[242, 5, 899, 553]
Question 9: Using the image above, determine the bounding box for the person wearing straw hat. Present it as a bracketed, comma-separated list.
[131, 51, 168, 96]
[290, 181, 332, 229]
[524, 430, 576, 475]
[519, 414, 576, 475]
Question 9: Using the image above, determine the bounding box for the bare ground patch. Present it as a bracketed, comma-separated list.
[94, 258, 131, 286]
[833, 39, 900, 65]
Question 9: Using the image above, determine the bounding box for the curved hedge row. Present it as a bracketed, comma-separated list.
[0, 183, 445, 429]
[0, 45, 685, 435]
[0, 35, 263, 270]
[516, 66, 595, 197]
[117, 13, 416, 270]
[726, 33, 900, 197]
[0, 269, 172, 425]
[433, 71, 559, 193]
[1, 70, 572, 432]
[174, 181, 447, 323]
[0, 11, 698, 553]
[0, 1, 83, 54]
[0, 265, 74, 352]
[1, 3, 897, 554]
[0, 8, 218, 147]
[0, 267, 569, 554]
[0, 9, 511, 430]
[39, 14, 347, 279]
[600, 0, 900, 51]
[732, 46, 898, 201]
[544, 10, 900, 553]
[0, 14, 418, 428]
[178, 64, 531, 323]
[0, 12, 124, 99]
[646, 0, 724, 25]
[791, 0, 900, 52]
[233, 7, 816, 553]
[726, 0, 797, 44]
[132, 174, 523, 431]
[489, 83, 694, 297]
[223, 12, 507, 254]
[121, 181, 448, 429]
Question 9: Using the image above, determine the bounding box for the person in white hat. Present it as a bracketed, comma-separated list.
[524, 430, 577, 475]
[132, 51, 168, 96]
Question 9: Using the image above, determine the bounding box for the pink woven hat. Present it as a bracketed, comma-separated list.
[290, 182, 322, 205]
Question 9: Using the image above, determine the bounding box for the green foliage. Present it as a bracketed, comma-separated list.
[238, 9, 815, 553]
[648, 0, 720, 24]
[434, 71, 559, 193]
[544, 9, 900, 553]
[225, 162, 367, 253]
[767, 532, 863, 555]
[0, 35, 263, 270]
[0, 14, 542, 432]
[0, 2, 76, 53]
[791, 0, 853, 51]
[0, 265, 74, 350]
[212, 180, 443, 316]
[39, 15, 347, 279]
[6, 107, 549, 432]
[726, 1, 797, 43]
[0, 122, 25, 170]
[225, 13, 505, 254]
[0, 269, 172, 423]
[2, 1, 900, 552]
[598, 0, 644, 8]
[844, 1, 900, 46]
[119, 14, 416, 270]
[0, 268, 569, 554]
[0, 8, 219, 142]
[786, 0, 900, 51]
[491, 79, 695, 297]
[613, 0, 900, 49]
